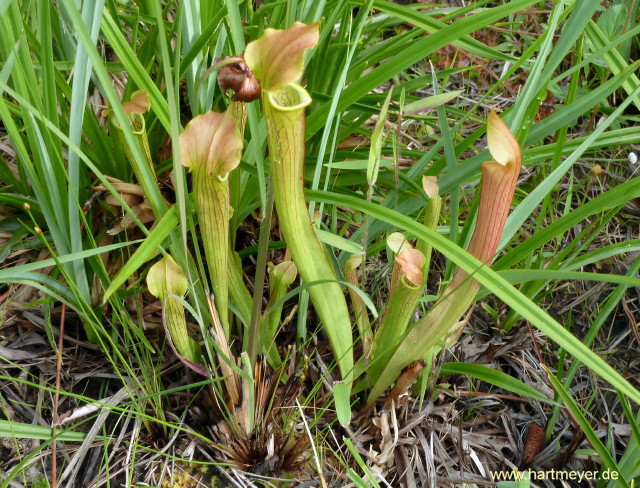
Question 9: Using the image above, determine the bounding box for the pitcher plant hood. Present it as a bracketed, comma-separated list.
[179, 110, 243, 179]
[244, 22, 319, 92]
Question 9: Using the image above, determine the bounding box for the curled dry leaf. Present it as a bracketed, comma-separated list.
[107, 202, 154, 235]
[337, 134, 368, 150]
[244, 22, 319, 92]
[369, 411, 397, 467]
[90, 176, 156, 234]
[90, 176, 145, 206]
[382, 360, 425, 411]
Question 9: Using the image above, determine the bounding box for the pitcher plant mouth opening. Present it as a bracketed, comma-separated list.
[112, 111, 144, 133]
[266, 83, 312, 111]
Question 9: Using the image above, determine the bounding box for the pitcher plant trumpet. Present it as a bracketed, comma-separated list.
[243, 23, 355, 423]
[179, 110, 243, 337]
[147, 254, 204, 374]
[368, 235, 426, 382]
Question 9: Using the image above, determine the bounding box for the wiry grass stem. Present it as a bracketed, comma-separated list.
[247, 181, 275, 365]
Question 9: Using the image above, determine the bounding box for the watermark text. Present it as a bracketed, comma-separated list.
[491, 469, 619, 483]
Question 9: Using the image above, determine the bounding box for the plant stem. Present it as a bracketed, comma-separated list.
[247, 180, 275, 365]
[345, 256, 372, 355]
